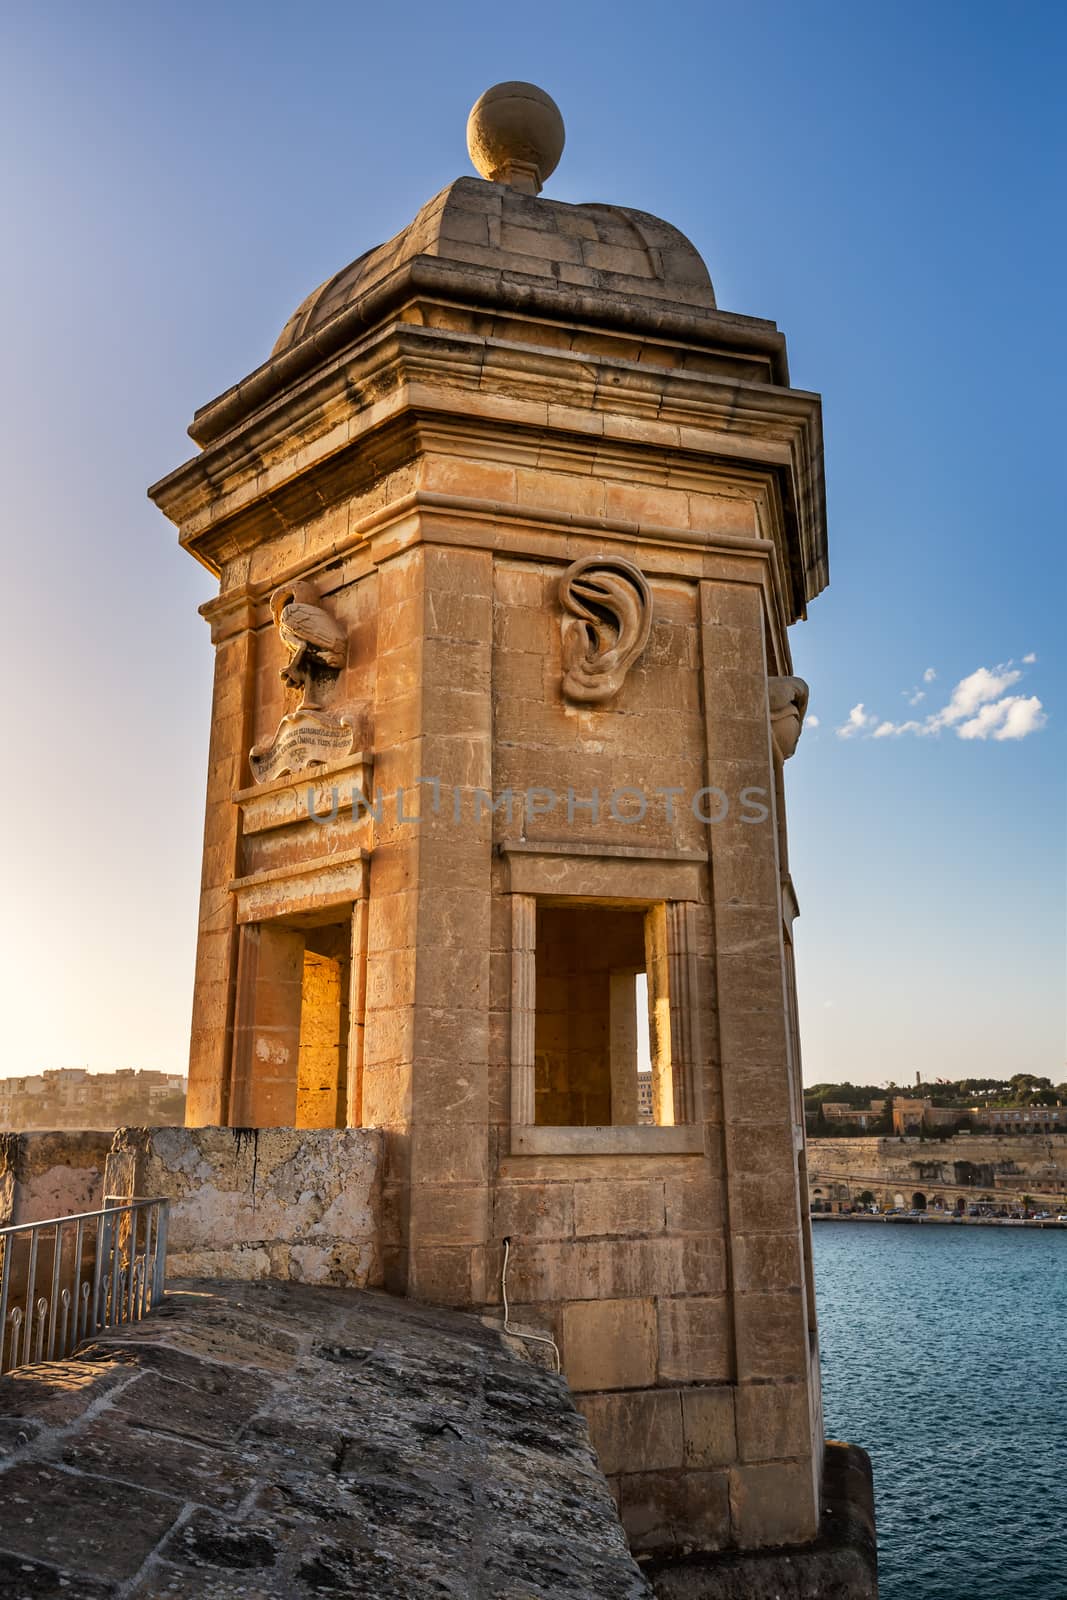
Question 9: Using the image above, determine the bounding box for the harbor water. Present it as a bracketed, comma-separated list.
[814, 1221, 1066, 1600]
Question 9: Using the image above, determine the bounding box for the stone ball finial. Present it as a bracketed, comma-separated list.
[466, 81, 565, 196]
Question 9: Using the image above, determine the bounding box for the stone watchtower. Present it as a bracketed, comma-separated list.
[150, 84, 829, 1554]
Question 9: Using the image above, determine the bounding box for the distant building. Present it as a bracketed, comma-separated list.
[0, 1069, 187, 1131]
[822, 1100, 885, 1129]
[975, 1105, 1064, 1133]
[0, 1075, 46, 1100]
[637, 1071, 654, 1124]
[924, 1105, 967, 1128]
[891, 1098, 966, 1134]
[892, 1097, 927, 1133]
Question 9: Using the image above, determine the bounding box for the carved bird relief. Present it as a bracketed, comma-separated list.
[269, 580, 347, 709]
[558, 555, 653, 705]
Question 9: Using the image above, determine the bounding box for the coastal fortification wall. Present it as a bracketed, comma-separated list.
[808, 1135, 1067, 1210]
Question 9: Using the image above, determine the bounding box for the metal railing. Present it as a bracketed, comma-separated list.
[0, 1197, 169, 1375]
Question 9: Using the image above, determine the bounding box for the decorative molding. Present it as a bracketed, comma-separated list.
[502, 848, 704, 903]
[228, 848, 369, 926]
[500, 840, 705, 861]
[511, 1125, 705, 1157]
[235, 749, 374, 836]
[149, 312, 826, 621]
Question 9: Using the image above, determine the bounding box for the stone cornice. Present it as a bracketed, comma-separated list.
[149, 318, 826, 618]
[184, 255, 791, 448]
[150, 321, 820, 524]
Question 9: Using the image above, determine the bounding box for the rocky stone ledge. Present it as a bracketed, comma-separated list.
[0, 1278, 651, 1598]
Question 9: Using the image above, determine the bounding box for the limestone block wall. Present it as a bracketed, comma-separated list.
[104, 1126, 383, 1287]
[0, 1131, 110, 1227]
[475, 552, 819, 1554]
[490, 1155, 815, 1553]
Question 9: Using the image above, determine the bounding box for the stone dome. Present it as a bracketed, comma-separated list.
[273, 177, 715, 357]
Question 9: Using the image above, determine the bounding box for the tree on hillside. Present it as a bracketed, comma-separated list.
[1009, 1074, 1053, 1101]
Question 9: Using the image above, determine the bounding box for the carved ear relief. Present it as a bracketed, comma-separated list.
[558, 555, 652, 705]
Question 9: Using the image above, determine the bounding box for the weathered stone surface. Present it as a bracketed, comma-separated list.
[0, 1130, 109, 1227]
[0, 1552, 119, 1597]
[104, 1126, 383, 1287]
[0, 1280, 652, 1599]
[0, 1461, 178, 1579]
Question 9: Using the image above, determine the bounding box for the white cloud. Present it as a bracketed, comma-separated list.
[933, 665, 1022, 729]
[1023, 652, 1037, 664]
[994, 697, 1046, 740]
[837, 661, 1046, 745]
[806, 714, 820, 729]
[957, 695, 1046, 741]
[836, 703, 876, 739]
[956, 701, 1014, 740]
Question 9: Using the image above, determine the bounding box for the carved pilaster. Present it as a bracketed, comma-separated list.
[510, 894, 537, 1128]
[666, 900, 703, 1126]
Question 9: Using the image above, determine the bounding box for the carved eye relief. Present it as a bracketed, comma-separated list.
[558, 555, 652, 705]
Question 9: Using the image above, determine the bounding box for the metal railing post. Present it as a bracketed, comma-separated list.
[90, 1209, 108, 1337]
[0, 1238, 11, 1375]
[0, 1198, 169, 1375]
[22, 1232, 39, 1365]
[46, 1221, 63, 1362]
[152, 1201, 169, 1306]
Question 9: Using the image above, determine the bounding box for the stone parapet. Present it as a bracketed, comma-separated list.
[104, 1126, 383, 1288]
[0, 1130, 111, 1227]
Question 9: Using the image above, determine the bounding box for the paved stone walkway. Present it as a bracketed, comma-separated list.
[0, 1279, 651, 1599]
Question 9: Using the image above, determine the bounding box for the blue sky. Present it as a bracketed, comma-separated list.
[0, 0, 1062, 1085]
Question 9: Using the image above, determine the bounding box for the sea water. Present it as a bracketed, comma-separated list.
[814, 1222, 1066, 1600]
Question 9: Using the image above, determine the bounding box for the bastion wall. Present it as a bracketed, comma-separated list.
[808, 1135, 1067, 1209]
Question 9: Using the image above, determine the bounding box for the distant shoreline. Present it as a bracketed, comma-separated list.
[812, 1211, 1067, 1231]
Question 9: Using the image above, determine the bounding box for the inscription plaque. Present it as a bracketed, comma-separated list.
[249, 708, 356, 784]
